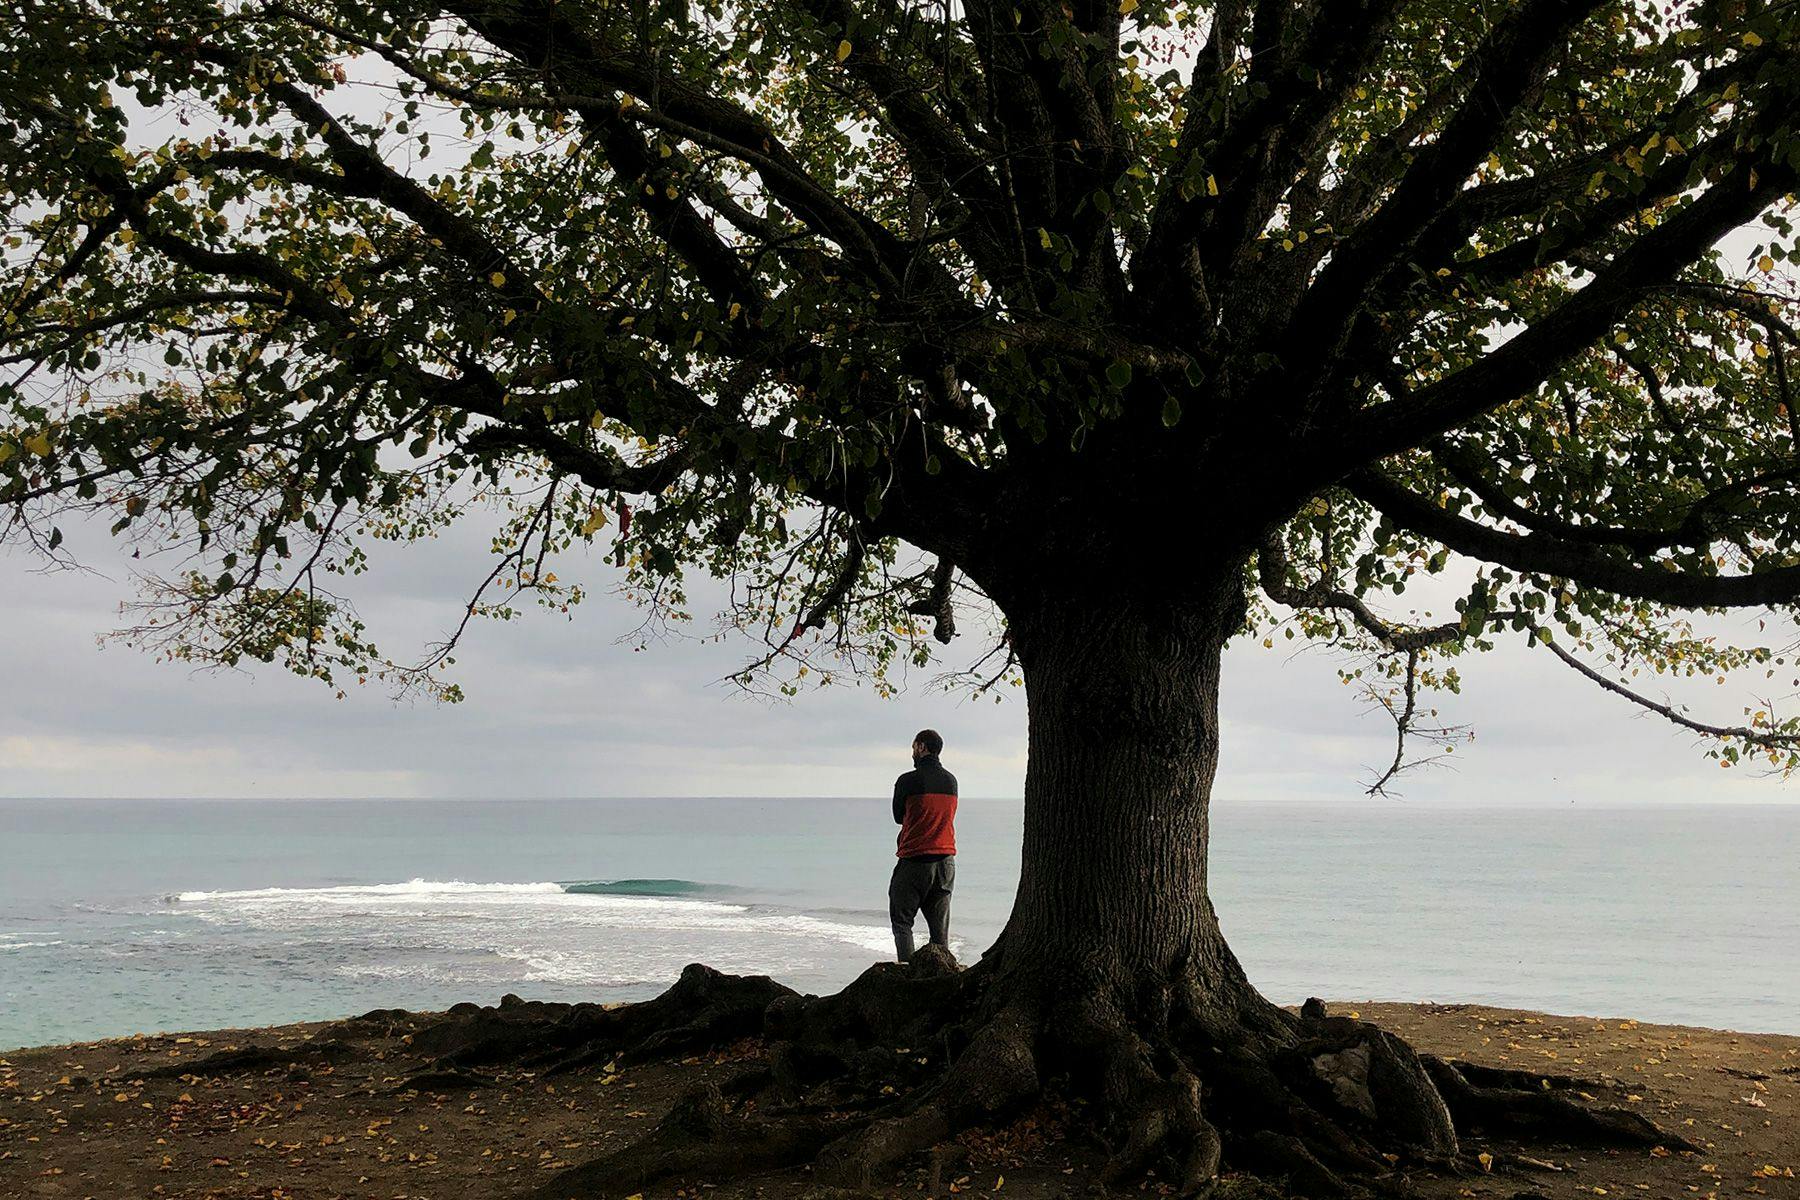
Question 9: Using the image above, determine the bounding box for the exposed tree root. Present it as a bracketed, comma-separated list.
[407, 963, 795, 1073]
[529, 1081, 847, 1200]
[130, 1040, 354, 1080]
[815, 1004, 1040, 1186]
[1058, 996, 1223, 1195]
[1438, 1058, 1610, 1093]
[1422, 1055, 1700, 1153]
[410, 964, 1698, 1200]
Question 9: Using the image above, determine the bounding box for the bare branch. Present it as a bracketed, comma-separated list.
[1537, 630, 1800, 756]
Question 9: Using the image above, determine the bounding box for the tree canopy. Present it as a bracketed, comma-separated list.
[4, 0, 1800, 783]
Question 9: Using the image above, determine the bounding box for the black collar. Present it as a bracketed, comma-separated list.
[915, 753, 941, 768]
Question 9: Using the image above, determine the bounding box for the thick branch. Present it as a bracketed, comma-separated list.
[1349, 470, 1800, 609]
[1429, 439, 1722, 555]
[1284, 0, 1607, 377]
[1324, 154, 1797, 466]
[1257, 532, 1468, 651]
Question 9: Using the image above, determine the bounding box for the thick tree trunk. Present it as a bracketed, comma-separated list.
[995, 588, 1275, 1035]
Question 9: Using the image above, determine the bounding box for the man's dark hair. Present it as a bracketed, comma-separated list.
[915, 729, 944, 756]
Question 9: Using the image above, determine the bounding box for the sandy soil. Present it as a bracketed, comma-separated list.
[1, 999, 1794, 1200]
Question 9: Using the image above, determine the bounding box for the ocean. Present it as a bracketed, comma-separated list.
[1, 797, 1796, 1050]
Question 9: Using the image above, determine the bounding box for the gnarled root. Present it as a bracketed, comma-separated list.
[524, 965, 1701, 1200]
[1233, 1130, 1355, 1199]
[1064, 998, 1222, 1196]
[1441, 1058, 1611, 1093]
[406, 963, 796, 1072]
[815, 1004, 1040, 1186]
[132, 1039, 354, 1080]
[529, 1081, 845, 1200]
[1422, 1055, 1700, 1153]
[1283, 1017, 1459, 1158]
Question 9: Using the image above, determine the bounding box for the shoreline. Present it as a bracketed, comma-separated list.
[2, 998, 1795, 1199]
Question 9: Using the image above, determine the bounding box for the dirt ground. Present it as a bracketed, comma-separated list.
[1, 998, 1794, 1200]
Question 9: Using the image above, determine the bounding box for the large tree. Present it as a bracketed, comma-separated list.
[5, 0, 1799, 1192]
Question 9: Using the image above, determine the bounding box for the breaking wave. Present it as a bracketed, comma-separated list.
[161, 877, 894, 966]
[560, 878, 740, 898]
[169, 878, 739, 904]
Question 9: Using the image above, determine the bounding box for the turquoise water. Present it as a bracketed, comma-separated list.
[1, 798, 1796, 1049]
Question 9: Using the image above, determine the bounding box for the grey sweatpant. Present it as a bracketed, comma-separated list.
[888, 855, 954, 962]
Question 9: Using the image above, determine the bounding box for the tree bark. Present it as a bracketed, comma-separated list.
[994, 584, 1280, 1038]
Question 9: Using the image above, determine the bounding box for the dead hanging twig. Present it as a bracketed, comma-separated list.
[1363, 649, 1468, 796]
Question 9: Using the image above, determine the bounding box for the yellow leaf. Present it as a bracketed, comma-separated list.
[1754, 343, 1770, 359]
[489, 272, 506, 287]
[1759, 255, 1775, 273]
[1206, 173, 1218, 196]
[1118, 0, 1137, 12]
[24, 430, 52, 457]
[1478, 1152, 1494, 1172]
[835, 39, 852, 62]
[1743, 31, 1762, 46]
[581, 508, 609, 536]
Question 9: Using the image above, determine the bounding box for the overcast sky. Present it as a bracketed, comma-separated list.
[3, 504, 1796, 805]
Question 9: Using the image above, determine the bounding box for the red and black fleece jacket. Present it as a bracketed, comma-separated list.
[892, 754, 958, 859]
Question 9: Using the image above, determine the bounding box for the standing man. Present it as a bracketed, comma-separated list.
[888, 729, 957, 963]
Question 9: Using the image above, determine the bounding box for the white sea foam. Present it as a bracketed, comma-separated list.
[172, 879, 568, 903]
[0, 940, 65, 950]
[166, 877, 896, 991]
